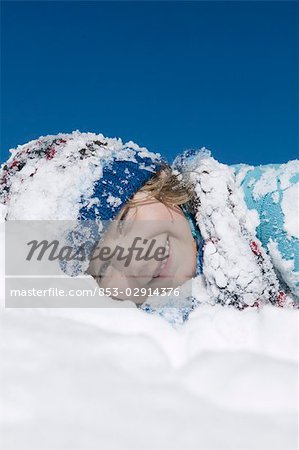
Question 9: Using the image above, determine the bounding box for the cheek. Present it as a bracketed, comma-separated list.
[168, 221, 198, 277]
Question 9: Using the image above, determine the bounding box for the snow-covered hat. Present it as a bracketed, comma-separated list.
[0, 130, 165, 220]
[0, 130, 166, 275]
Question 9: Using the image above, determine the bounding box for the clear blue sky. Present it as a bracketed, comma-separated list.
[1, 1, 298, 165]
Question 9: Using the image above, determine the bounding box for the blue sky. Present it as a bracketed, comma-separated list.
[1, 1, 298, 165]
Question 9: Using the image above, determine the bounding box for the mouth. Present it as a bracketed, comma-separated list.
[152, 236, 171, 279]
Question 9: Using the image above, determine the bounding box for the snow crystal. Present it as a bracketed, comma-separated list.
[252, 161, 298, 201]
[279, 160, 299, 189]
[233, 163, 255, 186]
[267, 238, 299, 296]
[138, 148, 162, 160]
[281, 183, 299, 238]
[214, 269, 227, 288]
[106, 195, 122, 209]
[252, 168, 277, 200]
[272, 191, 280, 203]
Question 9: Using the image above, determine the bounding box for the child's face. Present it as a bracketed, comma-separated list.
[87, 191, 197, 304]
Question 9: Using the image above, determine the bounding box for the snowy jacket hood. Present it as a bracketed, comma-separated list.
[140, 148, 297, 325]
[172, 148, 297, 308]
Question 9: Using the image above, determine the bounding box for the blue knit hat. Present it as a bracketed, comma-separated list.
[0, 130, 166, 276]
[79, 149, 164, 222]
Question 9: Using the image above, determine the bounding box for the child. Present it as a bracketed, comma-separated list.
[0, 131, 298, 325]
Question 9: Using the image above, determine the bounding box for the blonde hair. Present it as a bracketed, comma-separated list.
[117, 161, 195, 220]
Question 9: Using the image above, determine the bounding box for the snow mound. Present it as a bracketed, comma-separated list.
[0, 224, 298, 449]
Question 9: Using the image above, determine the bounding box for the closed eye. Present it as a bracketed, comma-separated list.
[117, 220, 126, 233]
[97, 261, 111, 278]
[117, 209, 130, 234]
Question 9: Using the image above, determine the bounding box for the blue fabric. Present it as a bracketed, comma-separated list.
[138, 294, 201, 328]
[231, 162, 299, 297]
[180, 204, 204, 275]
[79, 154, 164, 222]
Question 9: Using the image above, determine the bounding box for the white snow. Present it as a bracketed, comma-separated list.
[0, 131, 161, 220]
[106, 194, 122, 209]
[279, 160, 299, 190]
[281, 183, 299, 238]
[272, 191, 280, 203]
[185, 154, 281, 306]
[233, 163, 255, 187]
[252, 168, 278, 200]
[0, 221, 298, 449]
[267, 238, 299, 296]
[1, 138, 298, 448]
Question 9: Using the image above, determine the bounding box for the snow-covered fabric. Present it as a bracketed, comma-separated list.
[0, 131, 165, 276]
[232, 161, 299, 297]
[140, 149, 298, 326]
[174, 149, 298, 307]
[180, 203, 205, 276]
[0, 131, 164, 220]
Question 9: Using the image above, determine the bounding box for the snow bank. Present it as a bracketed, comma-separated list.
[0, 221, 298, 449]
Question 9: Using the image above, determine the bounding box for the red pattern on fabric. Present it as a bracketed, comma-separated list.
[204, 236, 219, 246]
[9, 160, 20, 169]
[252, 300, 261, 308]
[249, 240, 262, 256]
[276, 290, 287, 307]
[45, 147, 56, 160]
